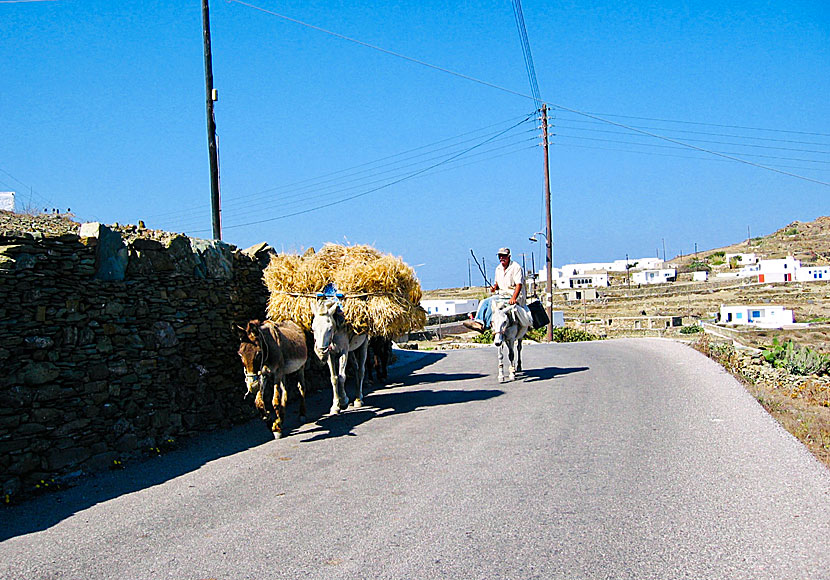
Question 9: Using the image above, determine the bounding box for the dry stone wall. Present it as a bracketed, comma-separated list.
[0, 220, 272, 501]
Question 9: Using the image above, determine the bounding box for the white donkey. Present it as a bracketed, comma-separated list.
[311, 299, 370, 415]
[491, 298, 531, 383]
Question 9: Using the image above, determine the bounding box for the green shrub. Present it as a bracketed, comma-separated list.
[551, 327, 602, 342]
[471, 329, 494, 344]
[680, 325, 703, 334]
[762, 338, 830, 376]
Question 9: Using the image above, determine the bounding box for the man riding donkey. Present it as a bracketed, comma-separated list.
[464, 247, 528, 332]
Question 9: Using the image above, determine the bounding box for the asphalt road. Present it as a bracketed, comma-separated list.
[2, 339, 830, 580]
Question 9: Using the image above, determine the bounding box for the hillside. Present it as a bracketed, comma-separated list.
[424, 216, 830, 352]
[670, 216, 830, 266]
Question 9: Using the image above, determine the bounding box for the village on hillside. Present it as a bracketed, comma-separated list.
[423, 217, 830, 349]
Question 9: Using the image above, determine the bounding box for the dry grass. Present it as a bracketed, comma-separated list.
[693, 335, 830, 470]
[264, 243, 427, 337]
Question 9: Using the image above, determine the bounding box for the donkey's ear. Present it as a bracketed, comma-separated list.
[327, 301, 339, 317]
[311, 300, 321, 316]
[232, 323, 247, 338]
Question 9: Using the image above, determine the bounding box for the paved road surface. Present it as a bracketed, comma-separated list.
[2, 339, 830, 579]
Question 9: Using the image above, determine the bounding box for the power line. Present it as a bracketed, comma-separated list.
[207, 113, 536, 232]
[580, 111, 830, 138]
[549, 104, 830, 187]
[228, 0, 828, 189]
[511, 0, 541, 107]
[227, 0, 536, 102]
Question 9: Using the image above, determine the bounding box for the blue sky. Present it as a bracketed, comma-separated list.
[2, 0, 828, 289]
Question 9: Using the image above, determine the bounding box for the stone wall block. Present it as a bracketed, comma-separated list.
[0, 228, 271, 498]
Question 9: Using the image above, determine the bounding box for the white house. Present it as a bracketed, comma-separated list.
[795, 265, 830, 282]
[538, 267, 609, 289]
[724, 252, 758, 266]
[692, 271, 708, 282]
[719, 305, 794, 328]
[0, 192, 14, 211]
[558, 271, 609, 290]
[421, 299, 479, 317]
[631, 268, 677, 285]
[757, 257, 800, 283]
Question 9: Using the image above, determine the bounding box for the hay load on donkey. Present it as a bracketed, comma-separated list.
[263, 243, 427, 337]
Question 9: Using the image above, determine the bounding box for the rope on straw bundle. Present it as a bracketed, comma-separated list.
[263, 244, 427, 337]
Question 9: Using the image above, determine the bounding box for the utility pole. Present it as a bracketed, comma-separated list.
[542, 105, 554, 342]
[202, 0, 221, 240]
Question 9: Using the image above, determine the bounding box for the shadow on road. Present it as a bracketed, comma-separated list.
[299, 387, 503, 442]
[521, 366, 590, 382]
[0, 419, 275, 542]
[0, 348, 454, 541]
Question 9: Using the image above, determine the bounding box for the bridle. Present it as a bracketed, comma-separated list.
[316, 307, 345, 356]
[245, 324, 272, 385]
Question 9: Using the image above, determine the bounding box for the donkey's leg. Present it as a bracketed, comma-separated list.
[353, 339, 369, 408]
[295, 368, 307, 423]
[270, 375, 285, 437]
[516, 338, 523, 373]
[508, 341, 517, 381]
[337, 352, 349, 410]
[497, 344, 506, 383]
[327, 357, 343, 415]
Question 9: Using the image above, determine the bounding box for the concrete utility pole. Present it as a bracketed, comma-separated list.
[542, 105, 554, 342]
[202, 0, 221, 240]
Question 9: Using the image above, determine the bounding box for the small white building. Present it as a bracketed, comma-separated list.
[0, 192, 14, 211]
[421, 299, 479, 317]
[724, 253, 758, 266]
[631, 268, 677, 285]
[757, 257, 800, 283]
[795, 265, 830, 282]
[692, 271, 708, 282]
[559, 271, 609, 290]
[719, 305, 794, 328]
[538, 267, 609, 289]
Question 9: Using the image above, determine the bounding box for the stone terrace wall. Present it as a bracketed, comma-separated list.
[0, 219, 271, 501]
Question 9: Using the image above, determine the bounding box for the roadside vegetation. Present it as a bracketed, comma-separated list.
[471, 326, 602, 344]
[693, 334, 830, 470]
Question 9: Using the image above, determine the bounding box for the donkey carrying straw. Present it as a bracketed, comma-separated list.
[311, 299, 369, 415]
[235, 319, 308, 438]
[491, 298, 531, 383]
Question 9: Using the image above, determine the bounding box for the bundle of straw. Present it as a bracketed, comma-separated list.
[264, 244, 427, 336]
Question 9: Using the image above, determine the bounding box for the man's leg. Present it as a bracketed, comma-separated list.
[464, 297, 491, 332]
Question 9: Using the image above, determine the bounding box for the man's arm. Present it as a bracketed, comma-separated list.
[509, 283, 522, 304]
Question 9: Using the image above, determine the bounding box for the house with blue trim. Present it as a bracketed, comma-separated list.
[719, 305, 794, 328]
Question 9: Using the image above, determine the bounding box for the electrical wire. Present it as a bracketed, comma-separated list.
[207, 112, 536, 231]
[228, 0, 828, 189]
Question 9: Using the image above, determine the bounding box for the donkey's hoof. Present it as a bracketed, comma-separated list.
[498, 375, 507, 383]
[353, 398, 364, 408]
[299, 414, 307, 423]
[339, 399, 349, 410]
[329, 405, 342, 416]
[271, 428, 283, 439]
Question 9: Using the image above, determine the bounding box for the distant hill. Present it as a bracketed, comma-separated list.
[673, 216, 830, 266]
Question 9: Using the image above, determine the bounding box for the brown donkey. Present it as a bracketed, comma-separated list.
[236, 319, 308, 437]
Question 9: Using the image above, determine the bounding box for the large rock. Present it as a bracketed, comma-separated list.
[80, 222, 128, 280]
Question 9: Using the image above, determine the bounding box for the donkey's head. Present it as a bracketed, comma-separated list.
[311, 299, 342, 361]
[235, 320, 264, 399]
[491, 300, 513, 347]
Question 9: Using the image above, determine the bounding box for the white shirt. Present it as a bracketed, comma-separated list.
[495, 260, 526, 306]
